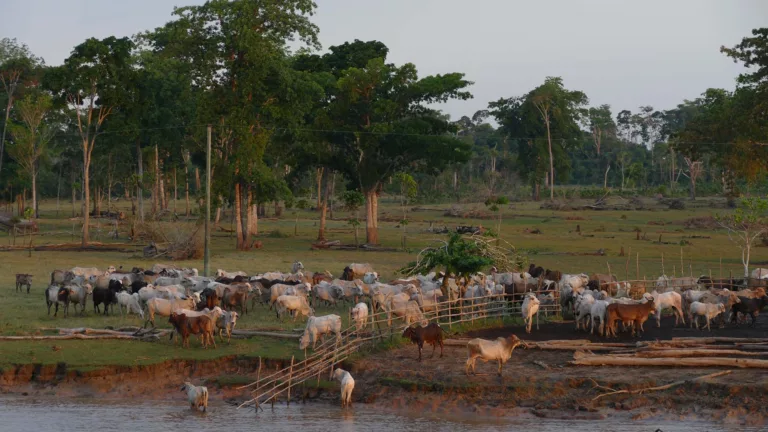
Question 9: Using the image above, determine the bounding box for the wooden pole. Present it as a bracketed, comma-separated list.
[720, 255, 723, 282]
[625, 247, 630, 281]
[636, 253, 639, 280]
[204, 125, 212, 277]
[607, 262, 613, 287]
[662, 253, 665, 276]
[287, 355, 294, 406]
[255, 357, 262, 412]
[680, 247, 684, 278]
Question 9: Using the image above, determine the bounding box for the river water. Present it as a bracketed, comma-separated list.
[0, 397, 758, 431]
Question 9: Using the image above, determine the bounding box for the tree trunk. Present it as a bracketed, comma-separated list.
[195, 168, 201, 192]
[603, 164, 610, 189]
[185, 167, 190, 216]
[173, 168, 177, 215]
[152, 145, 159, 215]
[136, 139, 144, 222]
[318, 170, 330, 241]
[247, 188, 258, 238]
[0, 97, 12, 175]
[545, 114, 554, 200]
[329, 171, 336, 220]
[689, 177, 696, 200]
[365, 187, 379, 245]
[215, 204, 222, 227]
[159, 176, 167, 211]
[71, 170, 76, 217]
[56, 163, 62, 217]
[234, 182, 249, 250]
[82, 155, 90, 246]
[316, 167, 323, 210]
[31, 166, 37, 219]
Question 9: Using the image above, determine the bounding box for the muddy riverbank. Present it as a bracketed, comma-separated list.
[3, 316, 768, 426]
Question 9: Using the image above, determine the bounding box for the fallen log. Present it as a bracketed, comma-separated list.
[0, 242, 139, 253]
[0, 334, 153, 341]
[231, 330, 299, 339]
[634, 349, 768, 358]
[671, 337, 768, 344]
[591, 370, 732, 401]
[571, 352, 768, 368]
[532, 343, 626, 352]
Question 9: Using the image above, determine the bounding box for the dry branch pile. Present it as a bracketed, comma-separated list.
[133, 220, 203, 260]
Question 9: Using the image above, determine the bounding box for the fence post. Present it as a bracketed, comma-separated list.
[287, 355, 295, 406]
[255, 357, 262, 412]
[662, 253, 665, 276]
[636, 253, 639, 280]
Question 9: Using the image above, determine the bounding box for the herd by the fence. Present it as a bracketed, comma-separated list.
[10, 261, 768, 410]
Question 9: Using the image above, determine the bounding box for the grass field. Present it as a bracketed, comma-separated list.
[0, 194, 764, 368]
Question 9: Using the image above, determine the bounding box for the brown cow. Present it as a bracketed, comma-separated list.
[402, 323, 446, 362]
[605, 299, 656, 338]
[169, 313, 216, 348]
[222, 288, 248, 314]
[590, 273, 618, 290]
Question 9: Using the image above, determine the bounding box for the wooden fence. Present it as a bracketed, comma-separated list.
[236, 274, 764, 410]
[236, 290, 555, 410]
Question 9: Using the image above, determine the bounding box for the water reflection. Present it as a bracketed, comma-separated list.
[0, 397, 758, 432]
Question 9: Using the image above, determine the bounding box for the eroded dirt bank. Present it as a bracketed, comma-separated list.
[4, 314, 768, 425]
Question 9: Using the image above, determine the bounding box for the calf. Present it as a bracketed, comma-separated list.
[604, 299, 656, 337]
[16, 274, 32, 293]
[730, 296, 768, 327]
[402, 323, 445, 362]
[690, 301, 726, 330]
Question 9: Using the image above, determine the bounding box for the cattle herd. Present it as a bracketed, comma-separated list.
[17, 261, 768, 382]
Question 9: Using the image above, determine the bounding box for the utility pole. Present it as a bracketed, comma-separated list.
[204, 125, 212, 277]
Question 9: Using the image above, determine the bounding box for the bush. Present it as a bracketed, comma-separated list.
[267, 229, 291, 238]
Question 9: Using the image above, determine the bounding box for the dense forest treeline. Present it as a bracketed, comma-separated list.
[0, 1, 766, 247]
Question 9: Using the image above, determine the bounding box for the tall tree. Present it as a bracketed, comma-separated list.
[583, 104, 615, 187]
[7, 92, 54, 218]
[0, 38, 42, 176]
[329, 57, 473, 244]
[146, 0, 321, 250]
[46, 36, 133, 245]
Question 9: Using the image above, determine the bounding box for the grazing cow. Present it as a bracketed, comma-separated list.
[465, 335, 523, 377]
[275, 295, 313, 321]
[130, 280, 149, 294]
[299, 314, 342, 350]
[145, 297, 196, 327]
[604, 299, 656, 337]
[312, 282, 338, 306]
[402, 323, 445, 361]
[181, 382, 209, 412]
[16, 274, 32, 293]
[45, 285, 70, 317]
[67, 282, 93, 315]
[332, 368, 355, 408]
[168, 312, 215, 348]
[730, 295, 768, 327]
[116, 291, 144, 318]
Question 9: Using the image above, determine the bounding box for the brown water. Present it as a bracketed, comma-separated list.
[0, 398, 756, 431]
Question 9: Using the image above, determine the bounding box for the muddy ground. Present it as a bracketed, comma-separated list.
[2, 314, 768, 425]
[351, 315, 768, 424]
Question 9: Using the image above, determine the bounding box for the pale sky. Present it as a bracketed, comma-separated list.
[4, 0, 767, 119]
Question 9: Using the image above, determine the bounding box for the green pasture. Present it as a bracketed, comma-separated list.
[0, 195, 762, 367]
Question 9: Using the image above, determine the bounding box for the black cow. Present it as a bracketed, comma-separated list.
[731, 296, 768, 327]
